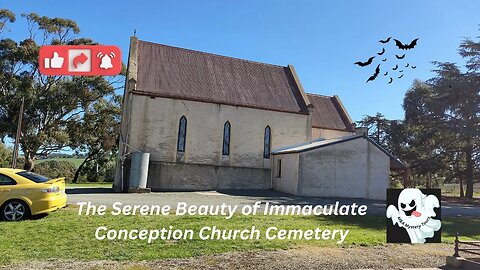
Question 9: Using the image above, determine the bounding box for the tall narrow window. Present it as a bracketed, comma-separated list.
[177, 116, 187, 152]
[263, 126, 271, 159]
[276, 159, 282, 178]
[222, 121, 231, 155]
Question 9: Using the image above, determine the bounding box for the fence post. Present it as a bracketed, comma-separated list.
[454, 232, 460, 257]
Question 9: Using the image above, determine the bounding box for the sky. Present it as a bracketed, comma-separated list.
[3, 0, 480, 121]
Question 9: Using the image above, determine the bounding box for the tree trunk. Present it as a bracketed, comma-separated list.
[73, 159, 88, 183]
[464, 144, 474, 199]
[459, 175, 464, 198]
[73, 153, 96, 183]
[427, 172, 432, 189]
[23, 150, 35, 171]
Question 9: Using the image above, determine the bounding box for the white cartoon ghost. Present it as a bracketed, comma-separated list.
[386, 188, 441, 243]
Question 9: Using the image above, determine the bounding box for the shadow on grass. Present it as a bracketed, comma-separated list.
[442, 217, 480, 238]
[315, 214, 385, 231]
[66, 188, 114, 194]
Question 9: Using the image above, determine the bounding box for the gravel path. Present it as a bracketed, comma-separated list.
[1, 244, 454, 270]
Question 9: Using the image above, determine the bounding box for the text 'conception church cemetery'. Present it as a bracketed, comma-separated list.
[115, 37, 406, 200]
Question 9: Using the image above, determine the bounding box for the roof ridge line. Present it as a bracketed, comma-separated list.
[138, 39, 287, 69]
[306, 93, 334, 99]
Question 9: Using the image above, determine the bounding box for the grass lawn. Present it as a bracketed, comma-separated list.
[0, 206, 478, 265]
[67, 182, 113, 188]
[36, 158, 85, 168]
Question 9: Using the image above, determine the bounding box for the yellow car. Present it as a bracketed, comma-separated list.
[0, 168, 67, 221]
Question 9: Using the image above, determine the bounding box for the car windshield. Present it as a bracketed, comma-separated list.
[16, 171, 50, 183]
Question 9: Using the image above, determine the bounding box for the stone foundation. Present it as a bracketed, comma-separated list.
[144, 161, 271, 191]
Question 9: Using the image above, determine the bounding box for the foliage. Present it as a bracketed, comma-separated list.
[68, 96, 121, 182]
[0, 142, 11, 167]
[80, 156, 116, 183]
[0, 10, 123, 172]
[34, 159, 76, 182]
[361, 32, 480, 197]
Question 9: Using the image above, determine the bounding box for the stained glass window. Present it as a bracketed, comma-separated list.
[222, 121, 231, 155]
[177, 116, 187, 152]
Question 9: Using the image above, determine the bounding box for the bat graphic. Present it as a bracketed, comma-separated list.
[366, 64, 380, 83]
[394, 38, 419, 50]
[377, 48, 385, 55]
[411, 65, 416, 69]
[354, 56, 375, 67]
[392, 65, 398, 70]
[398, 74, 404, 79]
[382, 58, 387, 62]
[399, 70, 403, 73]
[384, 71, 388, 76]
[379, 37, 391, 43]
[388, 77, 393, 84]
[395, 54, 405, 59]
[405, 63, 409, 67]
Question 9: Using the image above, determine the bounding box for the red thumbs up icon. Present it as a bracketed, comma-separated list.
[39, 45, 121, 76]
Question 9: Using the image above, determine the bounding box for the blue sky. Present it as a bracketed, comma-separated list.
[3, 0, 479, 121]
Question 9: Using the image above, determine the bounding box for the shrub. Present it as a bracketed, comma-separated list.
[35, 160, 77, 182]
[81, 157, 116, 183]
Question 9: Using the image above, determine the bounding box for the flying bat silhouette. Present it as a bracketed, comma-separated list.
[382, 58, 387, 62]
[392, 65, 398, 70]
[379, 37, 391, 43]
[366, 64, 380, 83]
[411, 65, 416, 69]
[394, 38, 419, 50]
[388, 77, 393, 84]
[398, 74, 404, 79]
[395, 54, 405, 59]
[354, 56, 375, 67]
[384, 71, 388, 76]
[405, 63, 409, 67]
[377, 48, 385, 55]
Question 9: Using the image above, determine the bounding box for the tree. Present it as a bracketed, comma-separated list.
[0, 10, 123, 171]
[402, 50, 479, 197]
[68, 96, 121, 183]
[357, 112, 390, 145]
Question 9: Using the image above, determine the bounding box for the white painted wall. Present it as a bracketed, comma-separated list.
[312, 127, 354, 140]
[272, 137, 390, 200]
[272, 153, 299, 194]
[127, 95, 311, 169]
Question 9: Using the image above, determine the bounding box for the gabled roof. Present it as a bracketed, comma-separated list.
[307, 93, 354, 131]
[134, 40, 309, 114]
[272, 135, 407, 170]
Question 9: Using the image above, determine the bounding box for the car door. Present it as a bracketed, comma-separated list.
[0, 173, 17, 203]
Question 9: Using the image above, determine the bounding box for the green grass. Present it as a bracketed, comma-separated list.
[67, 182, 112, 188]
[0, 206, 478, 265]
[36, 158, 85, 168]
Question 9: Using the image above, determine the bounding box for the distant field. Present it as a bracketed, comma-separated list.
[442, 183, 480, 198]
[36, 158, 84, 168]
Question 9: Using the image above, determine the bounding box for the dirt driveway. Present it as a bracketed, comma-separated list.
[2, 244, 454, 270]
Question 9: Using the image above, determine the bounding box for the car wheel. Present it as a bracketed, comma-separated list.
[2, 200, 30, 221]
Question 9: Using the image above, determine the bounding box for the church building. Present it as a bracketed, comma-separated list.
[114, 37, 405, 200]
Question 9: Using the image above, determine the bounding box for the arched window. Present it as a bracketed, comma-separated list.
[177, 116, 187, 152]
[263, 126, 271, 159]
[222, 121, 231, 155]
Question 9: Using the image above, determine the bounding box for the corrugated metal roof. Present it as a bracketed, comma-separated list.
[307, 93, 354, 131]
[135, 40, 309, 114]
